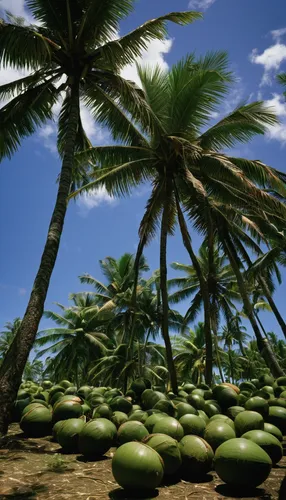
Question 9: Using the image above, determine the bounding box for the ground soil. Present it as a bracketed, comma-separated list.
[0, 424, 285, 500]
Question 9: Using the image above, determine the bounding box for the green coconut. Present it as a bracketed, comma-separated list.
[215, 388, 238, 410]
[143, 434, 182, 475]
[204, 401, 221, 418]
[187, 394, 205, 410]
[204, 421, 236, 451]
[57, 418, 85, 453]
[209, 414, 235, 430]
[198, 410, 209, 423]
[264, 423, 283, 442]
[112, 442, 164, 490]
[42, 380, 53, 390]
[12, 397, 31, 422]
[58, 380, 72, 389]
[182, 383, 196, 394]
[20, 406, 52, 437]
[144, 412, 167, 433]
[259, 374, 274, 387]
[179, 414, 206, 437]
[214, 438, 272, 488]
[153, 416, 184, 441]
[153, 399, 176, 416]
[245, 397, 269, 418]
[50, 391, 65, 406]
[191, 388, 205, 398]
[65, 386, 78, 395]
[131, 404, 142, 412]
[111, 411, 128, 428]
[17, 389, 31, 400]
[178, 390, 188, 399]
[30, 399, 49, 408]
[241, 429, 283, 465]
[227, 406, 245, 420]
[274, 398, 286, 409]
[141, 390, 166, 410]
[275, 376, 286, 387]
[239, 381, 256, 393]
[117, 421, 149, 445]
[22, 402, 48, 416]
[52, 420, 65, 441]
[176, 402, 198, 418]
[49, 385, 65, 399]
[88, 395, 105, 408]
[267, 406, 286, 434]
[92, 404, 112, 419]
[179, 435, 214, 478]
[53, 399, 83, 422]
[110, 396, 133, 414]
[77, 386, 92, 399]
[82, 402, 91, 416]
[234, 410, 264, 437]
[130, 378, 147, 396]
[79, 418, 117, 457]
[128, 410, 148, 423]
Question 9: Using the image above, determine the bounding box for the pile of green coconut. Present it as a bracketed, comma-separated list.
[13, 374, 286, 492]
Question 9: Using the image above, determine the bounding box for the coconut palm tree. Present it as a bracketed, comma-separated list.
[169, 241, 240, 382]
[35, 294, 115, 385]
[72, 53, 286, 388]
[172, 323, 206, 384]
[0, 318, 22, 359]
[23, 359, 44, 383]
[278, 73, 286, 96]
[0, 2, 198, 432]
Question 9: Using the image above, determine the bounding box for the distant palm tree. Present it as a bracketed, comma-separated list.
[23, 359, 44, 383]
[0, 318, 22, 359]
[35, 294, 115, 385]
[0, 0, 197, 433]
[172, 323, 206, 384]
[169, 241, 239, 382]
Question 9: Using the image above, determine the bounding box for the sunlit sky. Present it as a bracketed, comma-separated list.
[1, 0, 286, 345]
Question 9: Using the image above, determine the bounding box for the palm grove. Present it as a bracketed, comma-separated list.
[0, 0, 286, 435]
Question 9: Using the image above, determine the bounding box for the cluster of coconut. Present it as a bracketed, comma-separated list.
[14, 374, 286, 492]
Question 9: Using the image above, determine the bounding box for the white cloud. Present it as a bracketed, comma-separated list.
[271, 27, 286, 42]
[188, 0, 216, 10]
[264, 93, 286, 144]
[77, 186, 117, 216]
[250, 28, 286, 86]
[121, 38, 173, 87]
[18, 287, 27, 296]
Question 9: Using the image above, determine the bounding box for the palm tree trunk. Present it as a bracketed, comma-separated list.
[223, 234, 284, 377]
[160, 189, 178, 394]
[259, 276, 286, 340]
[239, 246, 286, 341]
[175, 195, 213, 385]
[0, 85, 80, 435]
[254, 310, 269, 339]
[228, 346, 234, 383]
[213, 326, 225, 382]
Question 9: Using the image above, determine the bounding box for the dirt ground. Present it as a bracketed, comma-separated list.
[0, 425, 285, 500]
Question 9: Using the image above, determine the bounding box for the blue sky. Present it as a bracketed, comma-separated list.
[1, 0, 286, 346]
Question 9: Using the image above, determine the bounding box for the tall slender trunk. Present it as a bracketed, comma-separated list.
[255, 310, 269, 339]
[239, 247, 286, 340]
[0, 84, 80, 435]
[213, 325, 224, 382]
[160, 189, 178, 394]
[259, 276, 286, 340]
[228, 346, 234, 383]
[175, 194, 213, 385]
[223, 234, 284, 377]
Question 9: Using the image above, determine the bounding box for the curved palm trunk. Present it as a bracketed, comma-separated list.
[160, 191, 178, 394]
[175, 195, 213, 385]
[0, 85, 80, 435]
[259, 277, 286, 340]
[228, 346, 234, 383]
[241, 248, 286, 340]
[223, 234, 284, 377]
